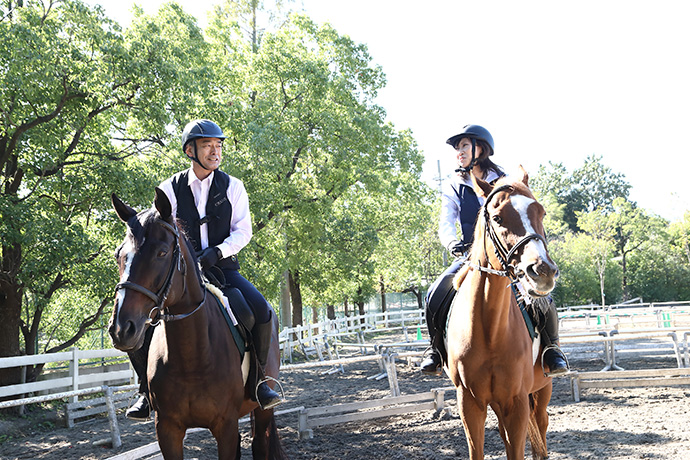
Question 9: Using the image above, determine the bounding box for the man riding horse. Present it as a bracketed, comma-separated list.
[125, 119, 283, 419]
[420, 124, 569, 376]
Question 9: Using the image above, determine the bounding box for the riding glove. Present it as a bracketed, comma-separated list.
[197, 246, 221, 271]
[447, 240, 470, 258]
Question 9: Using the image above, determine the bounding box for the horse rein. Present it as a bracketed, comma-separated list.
[115, 217, 204, 325]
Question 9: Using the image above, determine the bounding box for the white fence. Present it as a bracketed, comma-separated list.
[3, 301, 690, 427]
[0, 347, 135, 409]
[279, 308, 426, 364]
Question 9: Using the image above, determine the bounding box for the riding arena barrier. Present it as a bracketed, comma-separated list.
[3, 301, 690, 457]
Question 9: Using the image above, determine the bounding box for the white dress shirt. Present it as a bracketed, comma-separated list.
[158, 168, 253, 258]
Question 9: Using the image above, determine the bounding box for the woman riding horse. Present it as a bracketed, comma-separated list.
[125, 119, 282, 419]
[447, 169, 560, 459]
[420, 124, 568, 376]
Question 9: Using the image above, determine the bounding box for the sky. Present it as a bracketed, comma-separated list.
[85, 0, 690, 222]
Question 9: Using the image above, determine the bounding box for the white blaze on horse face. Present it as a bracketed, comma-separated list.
[115, 239, 136, 314]
[510, 195, 549, 260]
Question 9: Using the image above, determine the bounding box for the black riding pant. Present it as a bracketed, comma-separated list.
[221, 269, 272, 324]
[425, 258, 464, 350]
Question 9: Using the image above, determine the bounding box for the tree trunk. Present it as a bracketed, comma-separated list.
[288, 269, 303, 327]
[598, 263, 606, 307]
[402, 286, 424, 310]
[343, 296, 349, 317]
[0, 247, 23, 388]
[356, 288, 365, 324]
[379, 274, 386, 313]
[311, 305, 318, 323]
[356, 300, 365, 324]
[621, 251, 629, 302]
[279, 270, 291, 329]
[326, 304, 335, 320]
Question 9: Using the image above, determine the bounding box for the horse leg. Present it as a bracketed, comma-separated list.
[155, 417, 186, 460]
[490, 402, 509, 447]
[251, 408, 287, 460]
[457, 386, 488, 460]
[211, 418, 240, 460]
[529, 384, 552, 460]
[496, 395, 530, 460]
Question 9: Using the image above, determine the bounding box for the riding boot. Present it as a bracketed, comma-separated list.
[125, 393, 151, 420]
[541, 298, 569, 376]
[126, 327, 153, 419]
[420, 348, 443, 375]
[252, 319, 283, 410]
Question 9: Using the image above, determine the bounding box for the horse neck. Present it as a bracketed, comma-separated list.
[466, 252, 517, 342]
[160, 245, 214, 358]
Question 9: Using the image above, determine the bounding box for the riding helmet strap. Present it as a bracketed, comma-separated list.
[454, 138, 477, 174]
[188, 142, 212, 171]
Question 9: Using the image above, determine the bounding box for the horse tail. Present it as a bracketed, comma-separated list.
[267, 414, 288, 460]
[527, 394, 547, 460]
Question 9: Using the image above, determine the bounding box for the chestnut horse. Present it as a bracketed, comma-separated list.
[108, 188, 286, 460]
[446, 168, 559, 460]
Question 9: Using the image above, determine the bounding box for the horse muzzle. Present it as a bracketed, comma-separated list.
[520, 257, 559, 296]
[108, 316, 148, 352]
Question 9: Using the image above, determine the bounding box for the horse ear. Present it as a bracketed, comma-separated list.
[518, 165, 529, 187]
[154, 187, 173, 222]
[471, 172, 493, 199]
[112, 193, 137, 223]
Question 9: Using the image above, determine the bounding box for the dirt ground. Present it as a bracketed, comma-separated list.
[2, 330, 689, 460]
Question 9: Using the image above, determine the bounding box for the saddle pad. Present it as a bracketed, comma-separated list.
[208, 288, 247, 357]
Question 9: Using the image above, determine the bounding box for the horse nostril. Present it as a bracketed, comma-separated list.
[122, 320, 138, 339]
[527, 263, 540, 279]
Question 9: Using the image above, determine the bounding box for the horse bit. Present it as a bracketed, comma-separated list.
[115, 217, 205, 325]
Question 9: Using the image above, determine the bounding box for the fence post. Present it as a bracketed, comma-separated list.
[298, 408, 313, 440]
[386, 354, 400, 397]
[433, 388, 445, 412]
[70, 347, 79, 404]
[103, 385, 122, 449]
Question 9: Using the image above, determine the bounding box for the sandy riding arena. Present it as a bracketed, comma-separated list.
[1, 329, 689, 459]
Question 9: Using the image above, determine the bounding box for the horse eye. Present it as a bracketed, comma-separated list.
[492, 215, 503, 225]
[158, 250, 168, 258]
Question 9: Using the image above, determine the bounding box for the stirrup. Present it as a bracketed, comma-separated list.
[255, 376, 285, 410]
[540, 344, 571, 377]
[125, 394, 151, 421]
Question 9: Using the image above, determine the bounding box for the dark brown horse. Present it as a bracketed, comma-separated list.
[446, 167, 559, 460]
[108, 188, 286, 460]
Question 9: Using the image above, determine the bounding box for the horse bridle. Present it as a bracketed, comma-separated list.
[475, 184, 547, 281]
[115, 217, 204, 324]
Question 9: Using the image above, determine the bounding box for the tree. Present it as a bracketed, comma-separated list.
[605, 198, 663, 300]
[532, 155, 631, 232]
[0, 0, 215, 386]
[205, 10, 426, 324]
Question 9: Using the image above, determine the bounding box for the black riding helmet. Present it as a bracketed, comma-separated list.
[446, 124, 494, 173]
[181, 119, 226, 170]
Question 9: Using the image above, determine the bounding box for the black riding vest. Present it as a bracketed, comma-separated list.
[452, 173, 505, 246]
[171, 170, 237, 269]
[453, 184, 481, 247]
